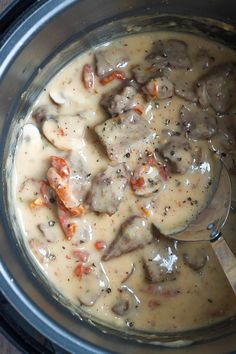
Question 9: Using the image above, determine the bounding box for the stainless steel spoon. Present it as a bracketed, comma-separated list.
[166, 163, 236, 293]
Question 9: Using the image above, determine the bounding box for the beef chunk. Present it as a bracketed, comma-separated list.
[183, 248, 208, 271]
[95, 110, 156, 162]
[147, 39, 191, 69]
[210, 112, 236, 153]
[195, 49, 215, 70]
[161, 137, 193, 174]
[132, 64, 165, 84]
[196, 62, 236, 113]
[88, 163, 128, 215]
[142, 240, 179, 283]
[95, 47, 129, 77]
[143, 77, 174, 100]
[102, 216, 153, 261]
[174, 80, 197, 102]
[180, 104, 217, 140]
[101, 86, 140, 115]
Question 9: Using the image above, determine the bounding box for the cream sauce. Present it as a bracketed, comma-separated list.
[12, 32, 236, 333]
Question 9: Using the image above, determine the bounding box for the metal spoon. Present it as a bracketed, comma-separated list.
[166, 163, 236, 293]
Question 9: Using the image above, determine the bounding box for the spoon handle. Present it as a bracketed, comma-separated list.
[211, 237, 236, 294]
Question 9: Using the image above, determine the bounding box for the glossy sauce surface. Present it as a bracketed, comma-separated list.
[13, 32, 236, 333]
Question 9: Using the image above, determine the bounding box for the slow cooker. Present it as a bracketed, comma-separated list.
[1, 1, 236, 353]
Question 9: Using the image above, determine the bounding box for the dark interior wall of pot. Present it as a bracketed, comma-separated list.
[1, 1, 236, 353]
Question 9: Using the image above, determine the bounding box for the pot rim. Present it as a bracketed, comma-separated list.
[1, 1, 236, 353]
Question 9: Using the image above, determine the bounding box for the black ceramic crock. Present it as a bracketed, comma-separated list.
[1, 1, 236, 353]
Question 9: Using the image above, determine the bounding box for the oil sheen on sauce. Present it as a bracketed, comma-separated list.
[12, 31, 236, 333]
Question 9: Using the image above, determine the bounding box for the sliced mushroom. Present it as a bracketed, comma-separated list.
[32, 105, 57, 124]
[19, 178, 41, 204]
[20, 124, 43, 151]
[112, 299, 130, 316]
[77, 263, 109, 306]
[28, 238, 55, 264]
[161, 136, 193, 174]
[147, 39, 191, 69]
[143, 77, 174, 100]
[88, 163, 129, 215]
[142, 239, 179, 283]
[102, 216, 153, 261]
[67, 150, 92, 204]
[38, 223, 59, 243]
[49, 90, 66, 105]
[95, 110, 156, 162]
[95, 47, 129, 77]
[111, 285, 140, 316]
[183, 247, 208, 271]
[42, 114, 86, 151]
[196, 62, 236, 113]
[180, 104, 217, 141]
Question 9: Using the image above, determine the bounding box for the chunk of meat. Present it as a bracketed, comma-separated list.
[102, 216, 153, 261]
[32, 105, 57, 124]
[161, 137, 193, 174]
[38, 223, 59, 243]
[95, 47, 129, 77]
[209, 112, 236, 153]
[95, 110, 156, 162]
[101, 86, 141, 116]
[131, 158, 165, 196]
[88, 163, 128, 215]
[76, 263, 109, 306]
[147, 39, 191, 69]
[142, 240, 179, 283]
[196, 62, 236, 113]
[195, 49, 215, 70]
[143, 77, 174, 100]
[180, 104, 217, 140]
[183, 248, 208, 271]
[67, 150, 92, 204]
[132, 64, 165, 84]
[174, 80, 197, 102]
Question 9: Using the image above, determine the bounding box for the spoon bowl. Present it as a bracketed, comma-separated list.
[165, 162, 236, 294]
[167, 162, 231, 242]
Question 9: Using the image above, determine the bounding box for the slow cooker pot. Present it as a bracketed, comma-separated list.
[1, 1, 236, 353]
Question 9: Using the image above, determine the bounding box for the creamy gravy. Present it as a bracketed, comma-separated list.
[13, 31, 236, 333]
